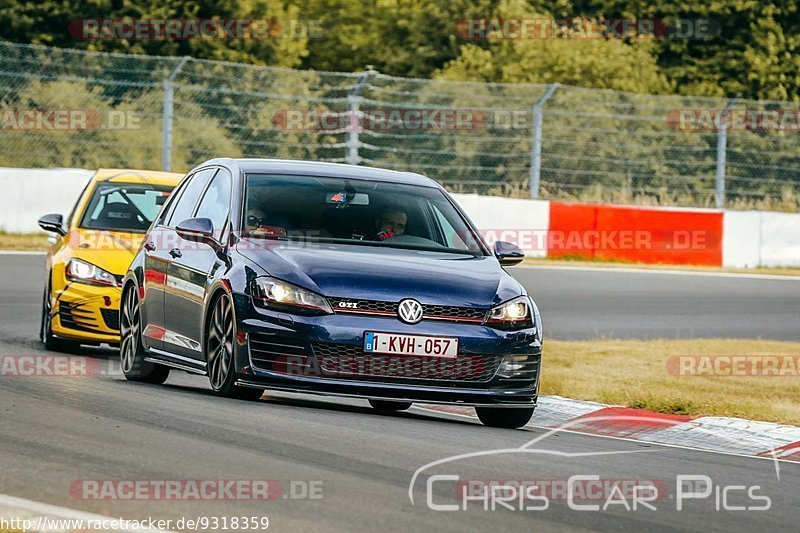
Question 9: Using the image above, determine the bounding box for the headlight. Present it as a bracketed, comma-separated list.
[65, 259, 118, 287]
[485, 295, 534, 330]
[251, 277, 332, 315]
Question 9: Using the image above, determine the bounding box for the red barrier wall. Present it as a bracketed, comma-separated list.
[547, 202, 723, 266]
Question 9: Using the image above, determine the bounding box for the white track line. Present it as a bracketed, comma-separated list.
[0, 250, 46, 255]
[0, 493, 172, 532]
[518, 263, 800, 281]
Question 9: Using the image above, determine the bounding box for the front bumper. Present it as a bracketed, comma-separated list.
[232, 293, 541, 407]
[52, 282, 122, 344]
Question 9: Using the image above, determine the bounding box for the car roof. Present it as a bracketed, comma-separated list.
[207, 158, 441, 189]
[93, 168, 183, 187]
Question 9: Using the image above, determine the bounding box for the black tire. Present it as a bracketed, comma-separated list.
[369, 399, 412, 412]
[120, 285, 170, 384]
[40, 276, 80, 353]
[206, 293, 264, 401]
[475, 407, 535, 429]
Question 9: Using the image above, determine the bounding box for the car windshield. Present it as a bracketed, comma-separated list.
[243, 174, 487, 255]
[79, 182, 173, 233]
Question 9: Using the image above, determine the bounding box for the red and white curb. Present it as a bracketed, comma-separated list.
[417, 395, 800, 462]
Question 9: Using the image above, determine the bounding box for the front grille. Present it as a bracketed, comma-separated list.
[329, 299, 395, 314]
[100, 308, 120, 331]
[329, 298, 487, 323]
[311, 342, 501, 382]
[423, 304, 487, 321]
[59, 302, 100, 333]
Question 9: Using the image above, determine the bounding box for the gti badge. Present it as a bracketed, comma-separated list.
[397, 299, 424, 324]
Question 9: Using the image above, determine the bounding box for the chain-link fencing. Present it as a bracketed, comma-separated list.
[1, 41, 799, 211]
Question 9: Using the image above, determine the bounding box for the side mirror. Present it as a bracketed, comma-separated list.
[38, 213, 66, 236]
[176, 217, 220, 249]
[494, 241, 525, 266]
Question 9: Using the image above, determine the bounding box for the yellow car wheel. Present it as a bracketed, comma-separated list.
[120, 285, 170, 384]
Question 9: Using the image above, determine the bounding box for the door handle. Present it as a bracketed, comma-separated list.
[169, 248, 182, 258]
[143, 241, 156, 252]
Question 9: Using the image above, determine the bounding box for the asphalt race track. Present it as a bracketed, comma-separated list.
[513, 266, 800, 341]
[2, 253, 800, 532]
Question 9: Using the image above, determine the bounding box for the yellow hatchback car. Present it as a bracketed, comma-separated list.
[38, 169, 182, 351]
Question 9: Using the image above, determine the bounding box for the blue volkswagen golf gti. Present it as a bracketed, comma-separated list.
[121, 159, 542, 428]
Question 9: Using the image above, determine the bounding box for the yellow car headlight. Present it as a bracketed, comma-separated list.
[66, 259, 118, 287]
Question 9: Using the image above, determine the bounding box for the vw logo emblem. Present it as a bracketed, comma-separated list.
[397, 299, 424, 324]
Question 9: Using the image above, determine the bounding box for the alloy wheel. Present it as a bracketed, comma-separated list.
[207, 295, 233, 391]
[120, 287, 140, 374]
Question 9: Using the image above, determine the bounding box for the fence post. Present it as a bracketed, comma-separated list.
[715, 99, 736, 209]
[529, 83, 559, 199]
[346, 66, 376, 166]
[162, 56, 191, 172]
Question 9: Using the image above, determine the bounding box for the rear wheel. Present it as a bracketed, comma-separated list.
[475, 407, 535, 429]
[40, 276, 80, 353]
[207, 293, 264, 401]
[369, 399, 412, 412]
[120, 285, 169, 384]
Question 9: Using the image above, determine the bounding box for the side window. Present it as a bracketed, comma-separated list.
[167, 168, 217, 228]
[194, 169, 232, 236]
[157, 174, 192, 226]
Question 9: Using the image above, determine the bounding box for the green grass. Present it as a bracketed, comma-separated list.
[544, 339, 800, 425]
[0, 231, 51, 251]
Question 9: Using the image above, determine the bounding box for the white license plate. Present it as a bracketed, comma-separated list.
[364, 332, 458, 358]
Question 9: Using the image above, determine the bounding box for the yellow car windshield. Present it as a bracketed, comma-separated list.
[79, 182, 172, 233]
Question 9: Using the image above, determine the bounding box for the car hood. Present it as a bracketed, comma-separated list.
[67, 229, 144, 276]
[236, 239, 523, 307]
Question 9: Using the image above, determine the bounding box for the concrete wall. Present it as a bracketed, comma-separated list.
[722, 211, 762, 268]
[450, 193, 549, 258]
[759, 211, 800, 267]
[0, 167, 93, 233]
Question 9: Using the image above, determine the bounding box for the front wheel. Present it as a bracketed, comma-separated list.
[120, 286, 169, 384]
[475, 407, 535, 429]
[206, 293, 264, 401]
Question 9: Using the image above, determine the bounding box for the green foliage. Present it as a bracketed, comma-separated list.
[0, 79, 241, 171]
[0, 0, 797, 99]
[1, 1, 799, 210]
